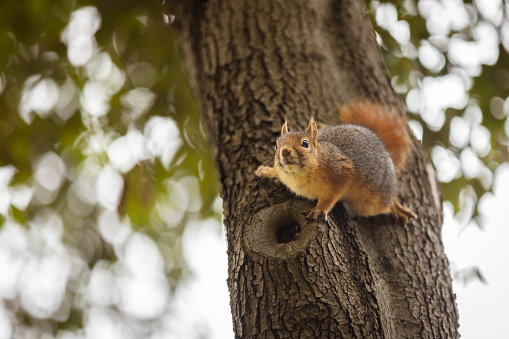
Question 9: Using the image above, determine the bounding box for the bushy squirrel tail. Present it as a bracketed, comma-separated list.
[339, 101, 412, 173]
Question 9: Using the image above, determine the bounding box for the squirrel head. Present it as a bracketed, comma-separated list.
[274, 118, 320, 174]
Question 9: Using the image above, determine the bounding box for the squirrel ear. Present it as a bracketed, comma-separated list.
[281, 120, 288, 135]
[307, 117, 318, 140]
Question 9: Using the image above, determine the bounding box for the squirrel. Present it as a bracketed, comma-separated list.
[255, 101, 416, 222]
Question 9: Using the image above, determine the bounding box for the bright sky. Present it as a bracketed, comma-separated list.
[442, 164, 509, 339]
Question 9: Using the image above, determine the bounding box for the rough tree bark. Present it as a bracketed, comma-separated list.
[167, 0, 459, 337]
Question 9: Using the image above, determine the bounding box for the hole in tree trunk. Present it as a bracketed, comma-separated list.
[245, 200, 320, 258]
[276, 222, 302, 243]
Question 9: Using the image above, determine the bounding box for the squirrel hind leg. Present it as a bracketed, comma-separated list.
[390, 200, 416, 223]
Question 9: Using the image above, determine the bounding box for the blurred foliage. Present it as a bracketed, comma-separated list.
[0, 0, 219, 337]
[368, 0, 509, 227]
[0, 0, 508, 337]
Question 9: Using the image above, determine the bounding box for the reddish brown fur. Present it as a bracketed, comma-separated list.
[255, 112, 416, 222]
[340, 101, 412, 173]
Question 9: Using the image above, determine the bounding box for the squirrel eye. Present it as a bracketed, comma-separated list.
[301, 140, 309, 148]
[275, 143, 278, 151]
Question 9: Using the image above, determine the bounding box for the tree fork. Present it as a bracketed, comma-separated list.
[166, 0, 459, 337]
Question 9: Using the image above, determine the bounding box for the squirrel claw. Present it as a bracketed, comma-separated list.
[302, 207, 328, 221]
[255, 166, 267, 177]
[255, 165, 277, 179]
[390, 201, 416, 223]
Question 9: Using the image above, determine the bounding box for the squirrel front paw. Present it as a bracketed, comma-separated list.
[255, 165, 276, 178]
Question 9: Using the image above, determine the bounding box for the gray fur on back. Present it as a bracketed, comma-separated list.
[318, 124, 398, 205]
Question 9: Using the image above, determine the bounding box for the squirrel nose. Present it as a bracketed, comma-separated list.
[281, 148, 291, 157]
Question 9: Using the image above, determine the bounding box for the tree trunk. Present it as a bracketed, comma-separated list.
[167, 0, 459, 337]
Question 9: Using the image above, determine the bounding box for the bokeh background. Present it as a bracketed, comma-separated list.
[0, 0, 508, 338]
